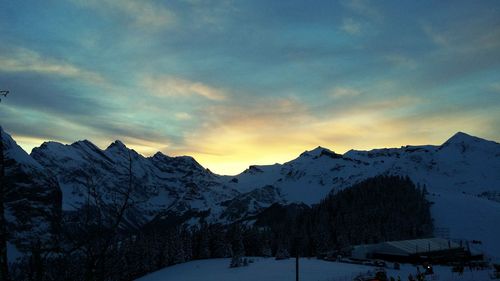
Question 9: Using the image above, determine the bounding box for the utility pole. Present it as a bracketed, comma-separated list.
[295, 251, 299, 281]
[0, 89, 10, 281]
[294, 236, 301, 281]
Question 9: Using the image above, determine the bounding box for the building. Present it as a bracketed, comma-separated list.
[351, 238, 478, 264]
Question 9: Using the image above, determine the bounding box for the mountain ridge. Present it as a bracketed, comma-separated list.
[3, 128, 500, 259]
[16, 130, 499, 176]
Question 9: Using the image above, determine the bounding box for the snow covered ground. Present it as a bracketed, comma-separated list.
[136, 257, 493, 281]
[430, 190, 500, 261]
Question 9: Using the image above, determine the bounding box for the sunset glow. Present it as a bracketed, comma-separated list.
[1, 0, 499, 175]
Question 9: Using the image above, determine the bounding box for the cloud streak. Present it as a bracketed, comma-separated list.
[341, 0, 381, 21]
[73, 0, 175, 30]
[143, 76, 227, 101]
[0, 47, 104, 84]
[340, 18, 362, 34]
[329, 87, 361, 99]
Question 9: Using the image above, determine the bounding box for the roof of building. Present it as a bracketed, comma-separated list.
[376, 238, 461, 256]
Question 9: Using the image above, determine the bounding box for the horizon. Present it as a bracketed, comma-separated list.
[1, 1, 499, 175]
[4, 128, 495, 176]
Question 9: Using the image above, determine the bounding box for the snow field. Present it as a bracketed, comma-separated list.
[136, 257, 493, 281]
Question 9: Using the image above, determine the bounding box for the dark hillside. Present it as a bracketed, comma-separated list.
[308, 175, 433, 253]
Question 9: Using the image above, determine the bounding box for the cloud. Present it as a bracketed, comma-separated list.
[341, 0, 381, 21]
[339, 0, 381, 36]
[193, 96, 311, 131]
[184, 0, 237, 30]
[73, 0, 175, 30]
[1, 102, 180, 156]
[172, 91, 498, 175]
[163, 94, 416, 173]
[422, 21, 500, 53]
[340, 18, 362, 34]
[160, 88, 439, 174]
[3, 0, 499, 176]
[385, 54, 418, 69]
[329, 86, 361, 99]
[0, 71, 110, 119]
[143, 76, 227, 101]
[492, 83, 500, 92]
[0, 47, 104, 84]
[175, 112, 192, 120]
[165, 97, 314, 174]
[415, 20, 500, 87]
[422, 23, 449, 47]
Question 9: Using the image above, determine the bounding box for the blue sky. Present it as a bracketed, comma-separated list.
[1, 0, 499, 174]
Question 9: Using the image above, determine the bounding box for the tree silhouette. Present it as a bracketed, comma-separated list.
[0, 89, 10, 281]
[0, 90, 8, 102]
[60, 151, 139, 281]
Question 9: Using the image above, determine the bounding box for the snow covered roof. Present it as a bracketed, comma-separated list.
[352, 238, 462, 259]
[376, 238, 461, 256]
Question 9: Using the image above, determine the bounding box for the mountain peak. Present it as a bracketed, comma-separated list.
[442, 131, 489, 147]
[151, 151, 172, 161]
[71, 139, 99, 150]
[1, 127, 14, 146]
[106, 140, 127, 151]
[310, 146, 328, 153]
[1, 128, 43, 168]
[299, 146, 341, 159]
[36, 141, 66, 153]
[301, 146, 326, 156]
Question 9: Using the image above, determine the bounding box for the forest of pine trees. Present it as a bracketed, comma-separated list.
[308, 175, 433, 253]
[10, 175, 433, 281]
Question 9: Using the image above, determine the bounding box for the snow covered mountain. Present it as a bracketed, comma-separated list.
[30, 138, 239, 225]
[223, 132, 500, 258]
[1, 128, 61, 252]
[227, 132, 499, 205]
[3, 130, 500, 258]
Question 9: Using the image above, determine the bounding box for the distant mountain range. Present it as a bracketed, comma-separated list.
[2, 129, 500, 259]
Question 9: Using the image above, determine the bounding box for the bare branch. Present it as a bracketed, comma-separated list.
[0, 90, 9, 103]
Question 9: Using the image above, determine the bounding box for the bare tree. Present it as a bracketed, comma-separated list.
[60, 150, 139, 281]
[0, 90, 10, 281]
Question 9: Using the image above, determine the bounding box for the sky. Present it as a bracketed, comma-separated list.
[0, 0, 499, 175]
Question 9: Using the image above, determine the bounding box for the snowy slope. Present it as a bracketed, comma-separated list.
[136, 257, 492, 281]
[430, 190, 500, 260]
[229, 133, 500, 205]
[30, 138, 239, 225]
[226, 147, 378, 204]
[223, 132, 500, 258]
